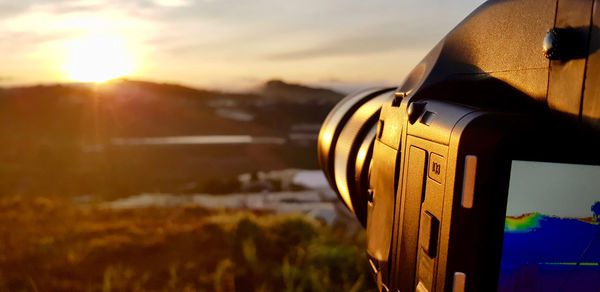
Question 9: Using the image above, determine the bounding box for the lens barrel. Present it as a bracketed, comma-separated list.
[318, 88, 395, 226]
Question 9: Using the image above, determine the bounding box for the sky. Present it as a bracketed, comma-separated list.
[507, 160, 600, 218]
[0, 0, 484, 92]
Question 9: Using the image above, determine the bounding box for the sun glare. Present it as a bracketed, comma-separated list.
[63, 34, 135, 83]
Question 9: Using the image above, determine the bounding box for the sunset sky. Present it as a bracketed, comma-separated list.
[0, 0, 484, 92]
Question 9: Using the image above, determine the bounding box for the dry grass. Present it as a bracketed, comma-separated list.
[0, 196, 374, 292]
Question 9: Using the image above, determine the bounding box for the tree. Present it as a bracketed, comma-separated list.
[592, 201, 600, 223]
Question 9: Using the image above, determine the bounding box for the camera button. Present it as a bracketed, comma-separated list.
[452, 272, 466, 292]
[420, 111, 436, 125]
[461, 155, 477, 209]
[420, 211, 439, 258]
[428, 153, 445, 183]
[407, 102, 427, 124]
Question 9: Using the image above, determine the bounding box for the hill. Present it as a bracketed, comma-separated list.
[261, 79, 344, 103]
[0, 79, 344, 198]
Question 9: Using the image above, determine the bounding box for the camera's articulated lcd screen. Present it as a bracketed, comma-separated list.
[498, 161, 600, 291]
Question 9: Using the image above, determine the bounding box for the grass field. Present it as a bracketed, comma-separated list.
[0, 196, 374, 292]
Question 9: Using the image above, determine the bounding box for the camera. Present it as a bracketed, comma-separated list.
[318, 0, 600, 291]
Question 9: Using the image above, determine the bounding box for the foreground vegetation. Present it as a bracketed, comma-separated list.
[0, 196, 374, 291]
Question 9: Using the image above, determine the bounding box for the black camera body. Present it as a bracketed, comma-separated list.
[318, 0, 600, 291]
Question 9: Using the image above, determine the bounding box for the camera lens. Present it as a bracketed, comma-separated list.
[318, 88, 395, 226]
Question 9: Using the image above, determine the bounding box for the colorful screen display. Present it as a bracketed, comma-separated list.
[498, 161, 600, 291]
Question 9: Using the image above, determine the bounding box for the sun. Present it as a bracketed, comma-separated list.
[63, 34, 135, 83]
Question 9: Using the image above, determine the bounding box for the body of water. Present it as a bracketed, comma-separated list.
[111, 135, 286, 146]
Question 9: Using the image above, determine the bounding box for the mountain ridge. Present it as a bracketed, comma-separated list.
[0, 78, 346, 197]
[1, 78, 345, 103]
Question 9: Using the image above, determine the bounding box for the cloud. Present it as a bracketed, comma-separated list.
[0, 0, 104, 19]
[0, 31, 75, 49]
[0, 2, 34, 18]
[152, 0, 193, 7]
[0, 0, 486, 88]
[265, 32, 439, 61]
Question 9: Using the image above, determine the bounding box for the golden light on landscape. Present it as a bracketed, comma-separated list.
[63, 34, 135, 83]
